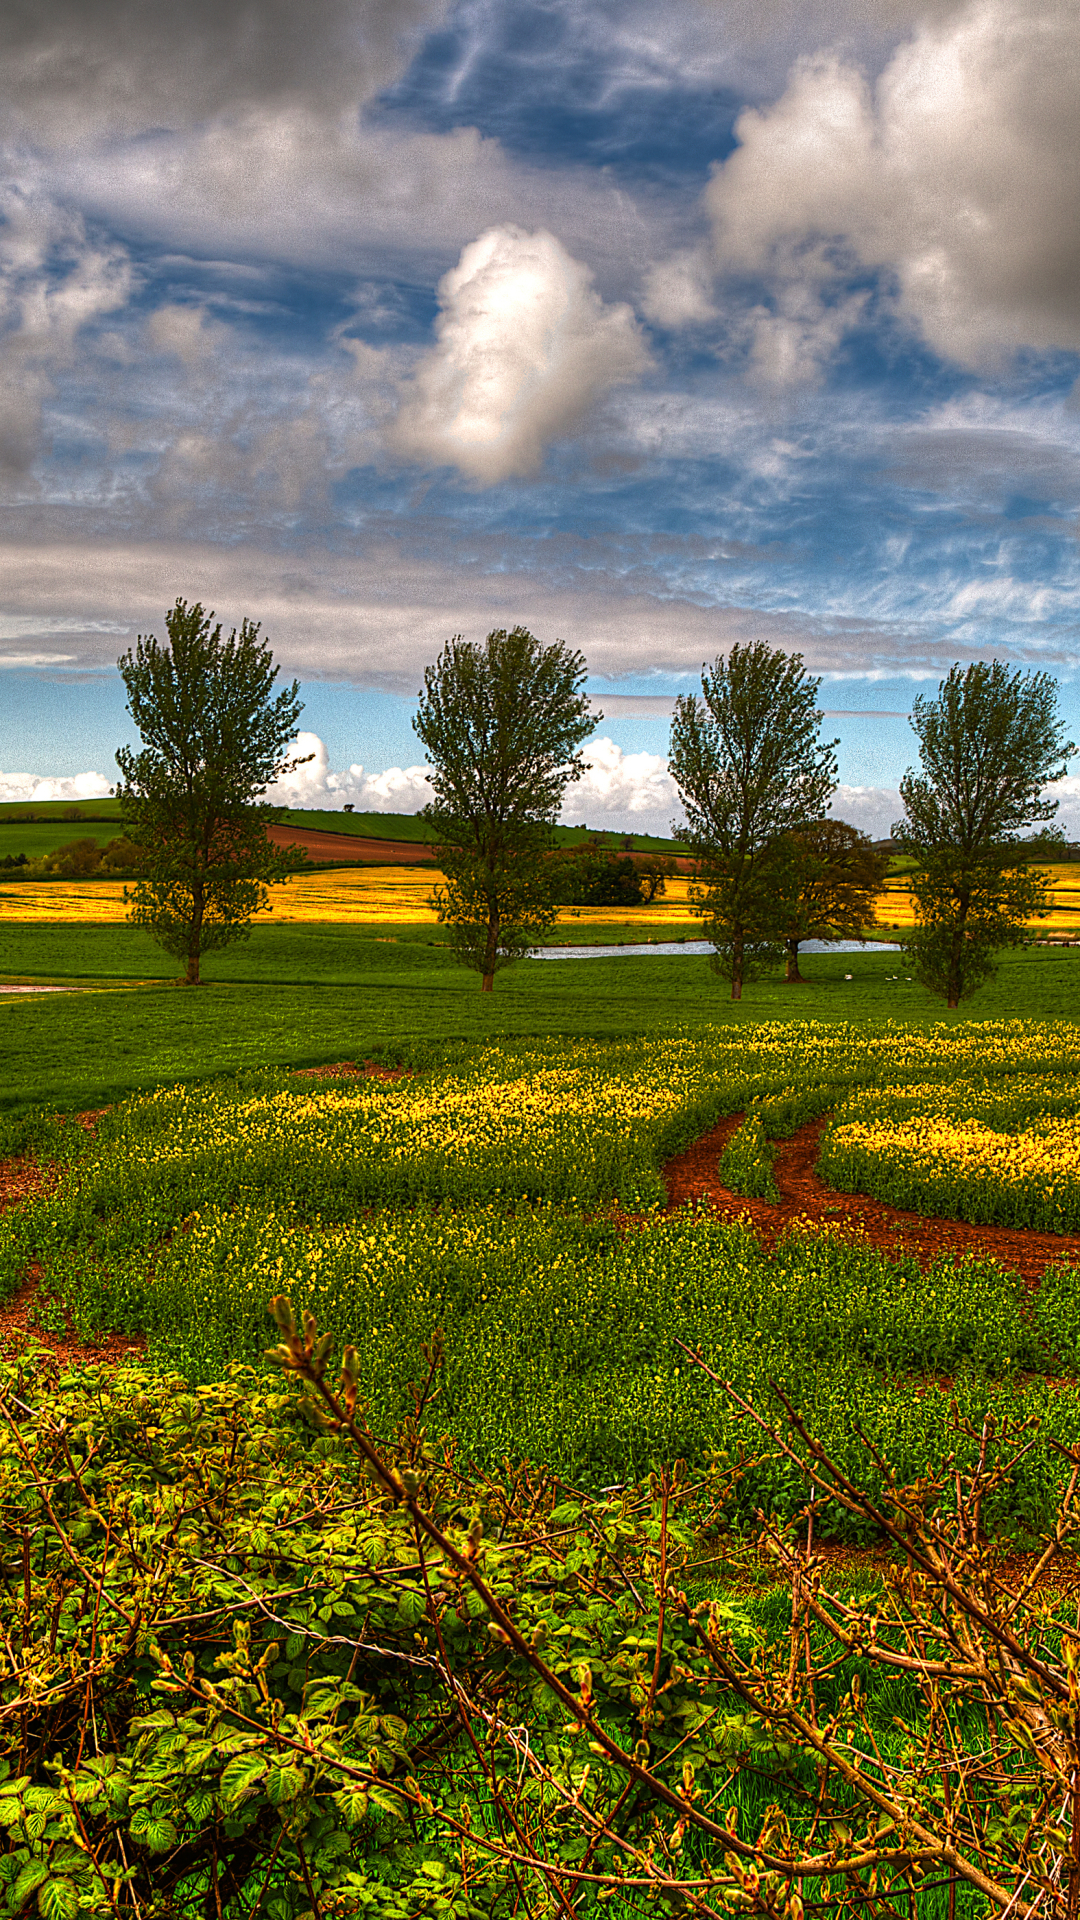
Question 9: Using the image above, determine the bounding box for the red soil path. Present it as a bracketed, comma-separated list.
[663, 1113, 1080, 1283]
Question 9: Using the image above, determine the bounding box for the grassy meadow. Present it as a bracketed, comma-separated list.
[4, 882, 1080, 1914]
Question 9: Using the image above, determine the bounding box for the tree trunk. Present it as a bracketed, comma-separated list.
[785, 938, 804, 983]
[186, 876, 205, 985]
[481, 905, 498, 994]
[730, 929, 744, 1001]
[947, 899, 968, 1008]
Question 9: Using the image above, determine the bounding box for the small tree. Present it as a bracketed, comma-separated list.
[780, 817, 887, 982]
[413, 627, 595, 991]
[556, 840, 674, 909]
[116, 600, 308, 985]
[669, 642, 838, 999]
[895, 662, 1075, 1006]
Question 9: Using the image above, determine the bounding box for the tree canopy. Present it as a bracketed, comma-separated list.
[413, 627, 595, 989]
[779, 818, 887, 982]
[895, 662, 1074, 1005]
[116, 600, 307, 984]
[669, 641, 837, 999]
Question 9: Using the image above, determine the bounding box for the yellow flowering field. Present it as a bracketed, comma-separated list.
[819, 1067, 1080, 1229]
[5, 859, 1080, 939]
[0, 866, 702, 928]
[875, 864, 1080, 938]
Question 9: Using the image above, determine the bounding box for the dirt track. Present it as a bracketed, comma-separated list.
[665, 1113, 1080, 1283]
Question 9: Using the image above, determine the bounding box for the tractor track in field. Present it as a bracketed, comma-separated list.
[663, 1112, 1080, 1284]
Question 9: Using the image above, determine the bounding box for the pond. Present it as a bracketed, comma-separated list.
[528, 939, 902, 961]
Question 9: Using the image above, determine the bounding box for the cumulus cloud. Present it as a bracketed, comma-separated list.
[830, 783, 902, 840]
[702, 0, 1080, 370]
[387, 226, 651, 482]
[1041, 778, 1080, 843]
[0, 768, 112, 803]
[566, 737, 683, 833]
[268, 732, 434, 811]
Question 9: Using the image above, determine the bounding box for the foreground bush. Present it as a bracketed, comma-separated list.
[3, 1314, 1080, 1919]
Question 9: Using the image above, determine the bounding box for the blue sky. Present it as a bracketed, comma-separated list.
[1, 0, 1079, 837]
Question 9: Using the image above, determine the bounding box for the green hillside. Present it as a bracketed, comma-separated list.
[0, 801, 684, 863]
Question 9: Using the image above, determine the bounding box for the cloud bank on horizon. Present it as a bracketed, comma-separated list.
[1, 0, 1079, 831]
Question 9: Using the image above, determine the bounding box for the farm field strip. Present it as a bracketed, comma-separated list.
[7, 862, 1080, 935]
[0, 867, 705, 926]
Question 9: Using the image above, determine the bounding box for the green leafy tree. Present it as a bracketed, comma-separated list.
[669, 642, 838, 999]
[556, 839, 673, 908]
[779, 817, 887, 982]
[116, 600, 308, 985]
[413, 627, 595, 991]
[895, 661, 1075, 1006]
[42, 835, 103, 878]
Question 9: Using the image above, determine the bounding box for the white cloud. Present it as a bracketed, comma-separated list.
[268, 732, 433, 811]
[1041, 778, 1080, 843]
[0, 768, 112, 803]
[269, 732, 682, 831]
[703, 0, 1080, 369]
[640, 249, 716, 329]
[567, 736, 683, 833]
[830, 783, 902, 839]
[387, 226, 651, 482]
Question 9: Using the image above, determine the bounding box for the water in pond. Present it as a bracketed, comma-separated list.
[528, 939, 902, 961]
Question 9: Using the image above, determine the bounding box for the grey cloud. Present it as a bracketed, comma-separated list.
[884, 426, 1080, 507]
[0, 187, 132, 471]
[44, 116, 652, 285]
[702, 0, 1080, 369]
[0, 0, 453, 141]
[594, 695, 678, 715]
[0, 536, 1054, 691]
[830, 783, 903, 838]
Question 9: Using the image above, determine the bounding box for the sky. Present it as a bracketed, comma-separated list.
[1, 0, 1079, 840]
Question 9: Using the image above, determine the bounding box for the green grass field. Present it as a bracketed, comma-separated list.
[0, 801, 687, 863]
[3, 910, 1080, 1914]
[2, 920, 1080, 1114]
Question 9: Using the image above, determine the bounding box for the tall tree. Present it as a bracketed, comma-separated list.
[116, 600, 307, 985]
[413, 627, 595, 991]
[780, 818, 887, 982]
[895, 661, 1074, 1006]
[669, 642, 838, 999]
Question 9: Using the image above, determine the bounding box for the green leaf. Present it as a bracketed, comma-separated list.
[38, 1877, 79, 1920]
[22, 1791, 62, 1815]
[219, 1755, 268, 1807]
[265, 1766, 306, 1806]
[12, 1862, 50, 1905]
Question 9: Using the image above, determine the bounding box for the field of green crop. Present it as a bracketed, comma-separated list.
[6, 1018, 1080, 1540]
[6, 934, 1080, 1916]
